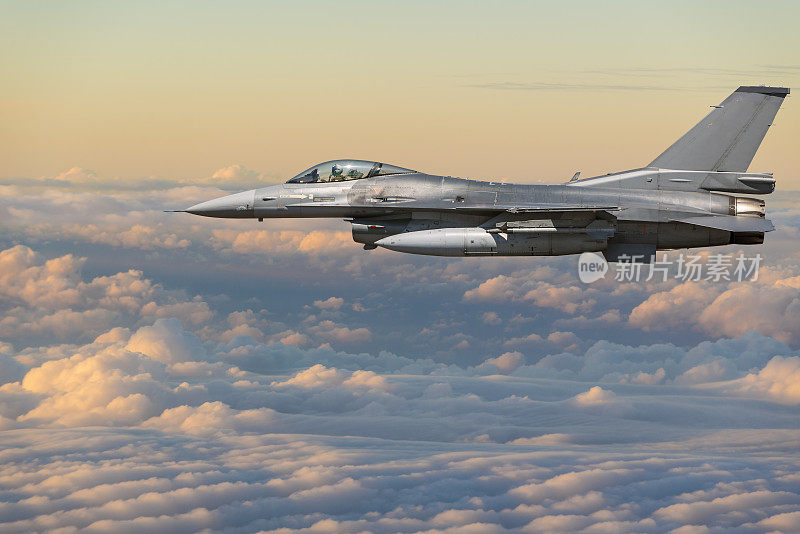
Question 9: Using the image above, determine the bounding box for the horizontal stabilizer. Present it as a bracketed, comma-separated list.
[568, 167, 777, 193]
[672, 215, 774, 233]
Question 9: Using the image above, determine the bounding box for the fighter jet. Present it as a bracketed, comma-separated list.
[178, 86, 788, 262]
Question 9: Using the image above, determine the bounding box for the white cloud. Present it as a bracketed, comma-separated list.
[313, 297, 344, 310]
[0, 428, 797, 533]
[755, 510, 800, 531]
[720, 355, 800, 404]
[52, 166, 100, 183]
[307, 320, 371, 344]
[479, 352, 524, 374]
[59, 223, 191, 250]
[571, 386, 617, 406]
[271, 364, 391, 393]
[629, 281, 719, 331]
[210, 164, 262, 183]
[481, 311, 501, 325]
[211, 228, 353, 257]
[218, 310, 267, 342]
[142, 401, 276, 436]
[698, 275, 800, 345]
[17, 344, 171, 426]
[463, 275, 517, 302]
[274, 330, 311, 347]
[629, 272, 800, 345]
[1, 195, 800, 532]
[510, 467, 644, 503]
[654, 490, 800, 525]
[629, 367, 666, 385]
[463, 274, 595, 314]
[126, 318, 206, 364]
[507, 433, 572, 446]
[0, 245, 212, 345]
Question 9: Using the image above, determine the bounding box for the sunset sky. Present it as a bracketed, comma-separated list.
[1, 2, 799, 533]
[2, 1, 799, 184]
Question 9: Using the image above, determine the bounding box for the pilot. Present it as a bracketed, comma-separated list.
[330, 164, 344, 181]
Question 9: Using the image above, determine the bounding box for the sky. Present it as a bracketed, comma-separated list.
[1, 2, 800, 533]
[1, 0, 799, 183]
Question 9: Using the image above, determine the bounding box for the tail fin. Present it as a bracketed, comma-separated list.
[650, 86, 789, 172]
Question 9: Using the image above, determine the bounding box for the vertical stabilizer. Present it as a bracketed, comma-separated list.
[649, 86, 788, 172]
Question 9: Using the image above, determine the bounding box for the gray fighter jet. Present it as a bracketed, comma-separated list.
[179, 86, 788, 262]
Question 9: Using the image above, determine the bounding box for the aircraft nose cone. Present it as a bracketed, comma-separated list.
[186, 190, 255, 218]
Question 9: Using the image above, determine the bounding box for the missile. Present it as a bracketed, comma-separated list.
[375, 228, 496, 256]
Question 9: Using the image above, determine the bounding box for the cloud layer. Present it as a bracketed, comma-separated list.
[1, 175, 799, 532]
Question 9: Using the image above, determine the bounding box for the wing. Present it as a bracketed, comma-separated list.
[452, 203, 621, 218]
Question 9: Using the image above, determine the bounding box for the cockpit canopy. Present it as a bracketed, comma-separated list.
[286, 159, 416, 184]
